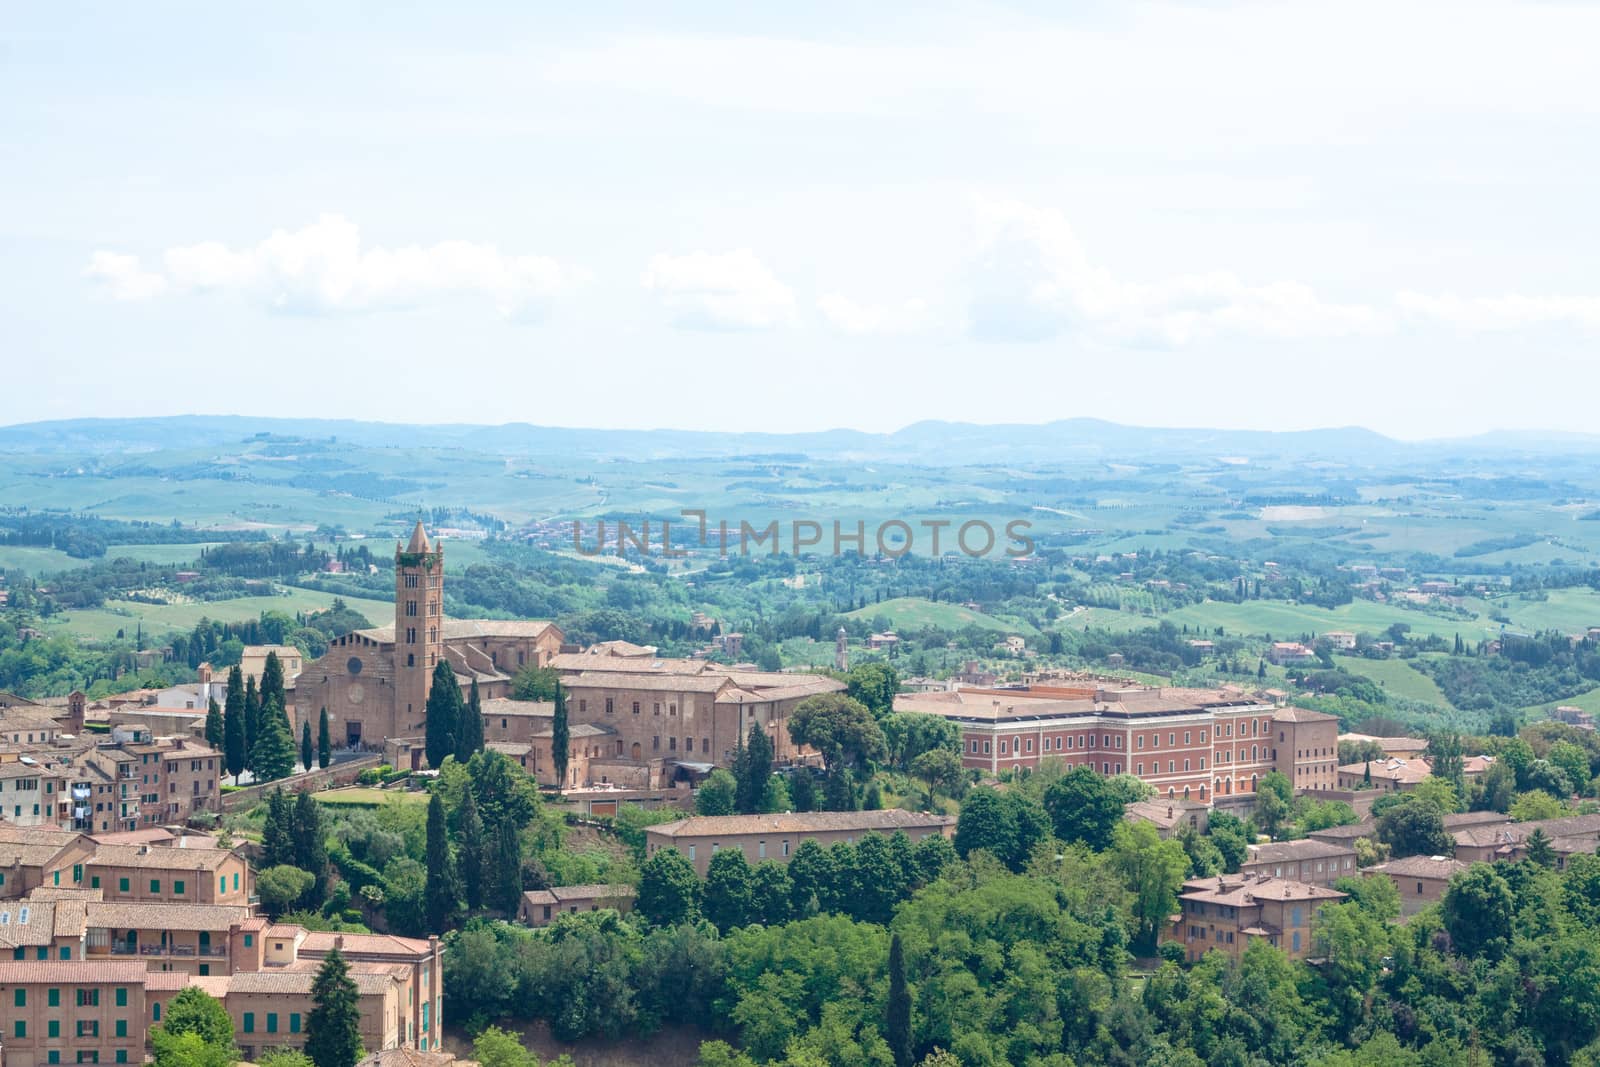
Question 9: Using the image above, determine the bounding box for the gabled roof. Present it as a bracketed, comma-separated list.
[648, 810, 955, 838]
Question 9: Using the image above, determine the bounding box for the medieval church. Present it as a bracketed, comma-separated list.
[292, 522, 564, 748]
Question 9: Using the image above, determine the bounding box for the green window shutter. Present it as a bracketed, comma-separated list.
[50, 1020, 61, 1038]
[49, 988, 60, 1007]
[243, 1013, 254, 1034]
[119, 877, 129, 892]
[91, 875, 100, 889]
[174, 880, 185, 895]
[290, 1013, 301, 1033]
[150, 879, 160, 894]
[14, 988, 24, 1007]
[116, 987, 127, 1007]
[116, 1020, 127, 1038]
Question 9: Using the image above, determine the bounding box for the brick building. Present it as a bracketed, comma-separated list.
[645, 810, 956, 877]
[1170, 874, 1346, 961]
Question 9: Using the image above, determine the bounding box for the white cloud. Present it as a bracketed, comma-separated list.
[968, 199, 1385, 345]
[816, 294, 930, 336]
[641, 249, 796, 331]
[85, 215, 588, 320]
[1396, 291, 1600, 332]
[84, 251, 168, 301]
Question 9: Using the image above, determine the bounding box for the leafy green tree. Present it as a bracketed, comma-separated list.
[846, 662, 900, 719]
[1511, 788, 1565, 822]
[424, 792, 461, 931]
[456, 678, 485, 762]
[639, 848, 699, 926]
[1410, 775, 1460, 815]
[909, 747, 965, 809]
[1441, 863, 1514, 959]
[458, 787, 486, 910]
[1427, 730, 1466, 800]
[258, 864, 315, 917]
[223, 665, 246, 783]
[703, 848, 755, 932]
[750, 860, 794, 926]
[734, 721, 774, 815]
[316, 708, 332, 769]
[1549, 740, 1591, 795]
[301, 719, 314, 772]
[512, 664, 561, 701]
[887, 932, 913, 1067]
[697, 769, 738, 815]
[787, 839, 836, 916]
[306, 948, 364, 1067]
[152, 1029, 236, 1067]
[1206, 812, 1250, 873]
[204, 697, 224, 751]
[1043, 765, 1126, 850]
[953, 786, 1045, 872]
[1376, 797, 1453, 858]
[552, 682, 570, 788]
[424, 660, 462, 770]
[1254, 771, 1294, 838]
[882, 712, 962, 772]
[257, 1051, 314, 1067]
[1501, 735, 1536, 788]
[471, 1025, 543, 1067]
[789, 694, 888, 776]
[1108, 821, 1188, 954]
[253, 698, 299, 782]
[162, 986, 236, 1047]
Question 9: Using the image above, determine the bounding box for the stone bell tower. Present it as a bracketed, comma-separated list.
[834, 626, 849, 672]
[395, 521, 445, 736]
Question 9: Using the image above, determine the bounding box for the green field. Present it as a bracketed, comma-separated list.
[313, 787, 426, 807]
[1159, 599, 1485, 644]
[1333, 653, 1453, 707]
[0, 542, 227, 577]
[1489, 588, 1600, 635]
[847, 596, 1040, 635]
[42, 588, 393, 641]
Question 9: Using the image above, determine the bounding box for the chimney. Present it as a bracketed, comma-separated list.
[334, 934, 345, 951]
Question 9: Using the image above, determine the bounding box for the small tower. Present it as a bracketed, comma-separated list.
[395, 521, 445, 737]
[834, 626, 849, 672]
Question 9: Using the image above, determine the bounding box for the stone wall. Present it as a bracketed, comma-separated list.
[218, 753, 385, 812]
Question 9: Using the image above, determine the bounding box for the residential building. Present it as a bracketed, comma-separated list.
[1322, 632, 1357, 650]
[1267, 642, 1317, 666]
[1338, 733, 1430, 759]
[83, 844, 251, 906]
[0, 959, 148, 1067]
[645, 810, 956, 877]
[1241, 839, 1358, 887]
[1170, 874, 1346, 962]
[1365, 855, 1468, 917]
[1124, 799, 1209, 838]
[517, 884, 636, 926]
[1452, 812, 1600, 866]
[1335, 757, 1433, 792]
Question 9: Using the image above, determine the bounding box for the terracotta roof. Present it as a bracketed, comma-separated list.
[520, 884, 636, 907]
[1245, 839, 1357, 864]
[480, 699, 552, 718]
[441, 619, 556, 641]
[299, 930, 435, 957]
[88, 843, 237, 871]
[1273, 706, 1339, 724]
[216, 969, 400, 995]
[647, 810, 956, 838]
[0, 901, 58, 947]
[85, 901, 250, 931]
[359, 1049, 469, 1067]
[406, 522, 431, 554]
[564, 671, 731, 694]
[1180, 874, 1346, 907]
[0, 960, 147, 984]
[1338, 758, 1433, 785]
[144, 970, 192, 991]
[1371, 855, 1468, 879]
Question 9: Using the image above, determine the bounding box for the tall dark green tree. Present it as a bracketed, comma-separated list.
[260, 651, 285, 718]
[887, 932, 913, 1067]
[702, 848, 754, 932]
[424, 660, 462, 770]
[552, 682, 570, 789]
[204, 697, 224, 751]
[243, 675, 261, 771]
[253, 698, 298, 783]
[306, 948, 363, 1067]
[458, 787, 486, 910]
[456, 678, 484, 762]
[424, 792, 460, 932]
[734, 721, 773, 815]
[494, 817, 522, 913]
[638, 848, 699, 926]
[317, 706, 332, 769]
[223, 667, 246, 784]
[292, 789, 329, 899]
[261, 789, 294, 869]
[301, 719, 314, 773]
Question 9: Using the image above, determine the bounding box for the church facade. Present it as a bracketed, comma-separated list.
[292, 523, 565, 748]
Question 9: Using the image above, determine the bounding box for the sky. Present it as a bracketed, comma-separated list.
[4, 1, 1599, 439]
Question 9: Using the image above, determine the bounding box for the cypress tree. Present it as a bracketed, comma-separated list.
[317, 707, 332, 769]
[424, 792, 460, 932]
[495, 817, 522, 913]
[253, 698, 298, 783]
[261, 789, 294, 869]
[456, 678, 484, 762]
[459, 788, 486, 910]
[887, 932, 913, 1067]
[424, 660, 461, 769]
[306, 948, 363, 1067]
[301, 719, 314, 773]
[223, 666, 246, 784]
[293, 789, 329, 901]
[552, 682, 570, 789]
[204, 697, 224, 751]
[734, 721, 773, 815]
[243, 676, 260, 771]
[260, 652, 285, 716]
